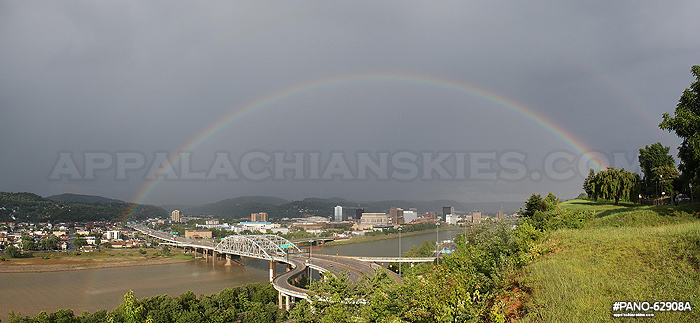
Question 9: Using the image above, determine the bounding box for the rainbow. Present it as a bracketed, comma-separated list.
[121, 71, 604, 221]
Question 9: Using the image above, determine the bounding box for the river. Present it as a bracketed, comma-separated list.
[0, 229, 462, 320]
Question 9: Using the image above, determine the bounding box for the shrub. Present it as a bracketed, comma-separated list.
[6, 245, 21, 258]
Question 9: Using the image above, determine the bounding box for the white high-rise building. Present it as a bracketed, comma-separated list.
[403, 210, 418, 223]
[446, 214, 459, 225]
[106, 230, 120, 241]
[334, 206, 343, 222]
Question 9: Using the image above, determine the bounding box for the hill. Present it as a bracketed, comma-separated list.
[519, 200, 700, 322]
[184, 196, 334, 219]
[46, 193, 124, 204]
[0, 192, 168, 223]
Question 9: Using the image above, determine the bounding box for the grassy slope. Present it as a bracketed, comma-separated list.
[520, 200, 700, 322]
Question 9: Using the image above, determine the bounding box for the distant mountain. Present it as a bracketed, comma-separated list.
[0, 192, 167, 223]
[224, 196, 290, 205]
[159, 204, 195, 213]
[46, 193, 124, 204]
[184, 196, 291, 217]
[301, 197, 348, 203]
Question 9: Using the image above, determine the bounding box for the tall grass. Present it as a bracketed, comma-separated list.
[520, 201, 700, 322]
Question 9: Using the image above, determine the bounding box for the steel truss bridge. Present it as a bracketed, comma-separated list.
[127, 224, 435, 311]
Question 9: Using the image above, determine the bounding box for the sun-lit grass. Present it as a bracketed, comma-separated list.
[520, 200, 700, 322]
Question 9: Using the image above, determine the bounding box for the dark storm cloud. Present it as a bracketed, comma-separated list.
[1, 1, 698, 206]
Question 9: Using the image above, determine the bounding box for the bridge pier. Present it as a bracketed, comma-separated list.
[269, 261, 276, 282]
[278, 292, 283, 309]
[285, 294, 291, 311]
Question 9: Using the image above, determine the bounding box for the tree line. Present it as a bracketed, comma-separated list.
[578, 66, 700, 205]
[0, 192, 167, 223]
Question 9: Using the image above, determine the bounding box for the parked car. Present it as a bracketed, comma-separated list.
[675, 194, 691, 203]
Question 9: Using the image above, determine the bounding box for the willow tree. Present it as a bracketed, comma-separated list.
[592, 167, 641, 205]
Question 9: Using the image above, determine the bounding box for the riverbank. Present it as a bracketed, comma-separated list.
[324, 226, 463, 246]
[0, 248, 194, 273]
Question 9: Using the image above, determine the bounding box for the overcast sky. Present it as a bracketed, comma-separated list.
[1, 1, 698, 207]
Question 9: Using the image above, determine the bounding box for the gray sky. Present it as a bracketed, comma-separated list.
[1, 1, 698, 206]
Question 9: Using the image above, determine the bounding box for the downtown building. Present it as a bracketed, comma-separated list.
[389, 206, 405, 225]
[357, 213, 391, 230]
[334, 206, 343, 222]
[442, 206, 454, 222]
[171, 210, 181, 223]
[250, 212, 269, 222]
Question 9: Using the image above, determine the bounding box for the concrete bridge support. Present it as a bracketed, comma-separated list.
[277, 291, 293, 311]
[269, 261, 276, 282]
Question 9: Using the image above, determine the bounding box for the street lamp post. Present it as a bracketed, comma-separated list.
[690, 183, 694, 203]
[308, 240, 313, 260]
[308, 239, 313, 280]
[656, 175, 659, 200]
[436, 222, 440, 265]
[398, 227, 402, 275]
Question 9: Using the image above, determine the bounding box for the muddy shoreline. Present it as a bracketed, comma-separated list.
[0, 257, 194, 273]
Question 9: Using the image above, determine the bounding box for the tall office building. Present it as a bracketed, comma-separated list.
[334, 206, 343, 222]
[251, 212, 268, 222]
[355, 208, 365, 220]
[496, 210, 506, 220]
[471, 210, 482, 223]
[442, 206, 454, 221]
[171, 210, 181, 223]
[389, 206, 404, 225]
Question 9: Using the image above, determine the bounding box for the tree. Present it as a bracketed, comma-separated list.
[523, 194, 547, 217]
[21, 233, 37, 251]
[638, 142, 676, 198]
[74, 237, 88, 249]
[583, 168, 595, 197]
[660, 65, 700, 200]
[591, 167, 640, 205]
[655, 164, 680, 197]
[544, 192, 560, 210]
[6, 245, 22, 258]
[122, 290, 145, 323]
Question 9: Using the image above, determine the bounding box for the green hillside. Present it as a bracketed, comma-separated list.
[520, 200, 700, 322]
[46, 193, 125, 204]
[0, 192, 167, 223]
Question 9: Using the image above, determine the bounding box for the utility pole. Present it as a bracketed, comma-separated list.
[308, 239, 313, 280]
[435, 222, 440, 265]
